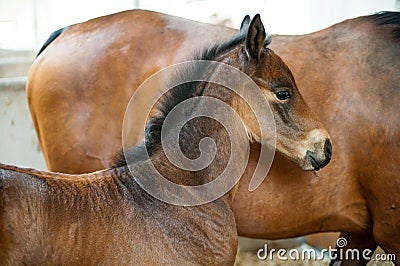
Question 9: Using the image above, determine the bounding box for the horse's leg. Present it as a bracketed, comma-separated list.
[329, 231, 377, 266]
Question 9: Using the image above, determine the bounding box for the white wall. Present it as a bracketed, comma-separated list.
[0, 78, 47, 169]
[0, 0, 36, 49]
[0, 0, 135, 50]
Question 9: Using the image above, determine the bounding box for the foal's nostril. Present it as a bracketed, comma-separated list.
[324, 139, 332, 160]
[305, 139, 332, 171]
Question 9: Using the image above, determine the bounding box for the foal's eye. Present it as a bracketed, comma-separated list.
[275, 90, 291, 101]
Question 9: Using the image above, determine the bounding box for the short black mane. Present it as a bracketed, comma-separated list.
[370, 11, 400, 40]
[113, 32, 247, 167]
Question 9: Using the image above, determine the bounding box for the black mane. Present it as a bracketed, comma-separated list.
[371, 11, 400, 40]
[113, 32, 247, 167]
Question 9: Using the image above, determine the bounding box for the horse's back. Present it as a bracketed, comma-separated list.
[0, 165, 131, 264]
[27, 9, 236, 173]
[0, 163, 237, 265]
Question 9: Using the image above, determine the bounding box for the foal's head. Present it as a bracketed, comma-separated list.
[216, 15, 332, 170]
[122, 15, 332, 173]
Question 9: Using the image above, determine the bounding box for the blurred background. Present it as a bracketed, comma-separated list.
[0, 1, 398, 265]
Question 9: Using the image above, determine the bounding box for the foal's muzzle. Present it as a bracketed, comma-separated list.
[305, 139, 332, 171]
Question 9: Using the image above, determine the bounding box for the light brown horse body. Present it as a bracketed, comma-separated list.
[0, 164, 239, 265]
[27, 10, 400, 264]
[3, 15, 331, 265]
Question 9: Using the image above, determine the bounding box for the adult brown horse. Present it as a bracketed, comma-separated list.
[27, 10, 400, 264]
[1, 15, 331, 265]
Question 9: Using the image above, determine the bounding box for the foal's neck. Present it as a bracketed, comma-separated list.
[125, 54, 249, 203]
[150, 83, 247, 191]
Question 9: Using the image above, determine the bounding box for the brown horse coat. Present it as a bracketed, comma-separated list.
[4, 15, 331, 265]
[0, 164, 238, 265]
[27, 10, 400, 264]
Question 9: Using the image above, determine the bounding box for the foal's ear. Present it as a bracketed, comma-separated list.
[239, 15, 251, 35]
[245, 14, 266, 60]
